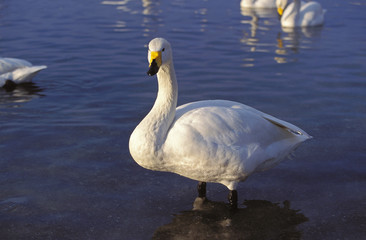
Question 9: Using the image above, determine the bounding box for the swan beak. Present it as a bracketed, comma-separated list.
[277, 7, 284, 17]
[147, 51, 162, 76]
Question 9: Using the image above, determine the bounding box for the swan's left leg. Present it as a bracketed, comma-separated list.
[197, 181, 206, 198]
[228, 190, 238, 209]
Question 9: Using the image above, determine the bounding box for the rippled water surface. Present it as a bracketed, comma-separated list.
[1, 0, 365, 239]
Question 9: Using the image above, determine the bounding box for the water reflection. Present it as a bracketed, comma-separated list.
[142, 0, 161, 16]
[194, 7, 208, 32]
[239, 5, 324, 65]
[101, 0, 162, 36]
[100, 0, 135, 13]
[0, 83, 44, 105]
[153, 197, 308, 239]
[240, 7, 278, 67]
[141, 0, 162, 37]
[275, 26, 323, 63]
[100, 0, 137, 33]
[241, 6, 278, 19]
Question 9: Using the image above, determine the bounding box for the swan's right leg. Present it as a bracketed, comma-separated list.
[228, 190, 238, 209]
[197, 181, 206, 198]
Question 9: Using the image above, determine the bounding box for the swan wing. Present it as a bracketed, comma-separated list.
[162, 100, 310, 184]
[0, 58, 47, 84]
[299, 2, 325, 26]
[0, 58, 32, 74]
[11, 65, 47, 83]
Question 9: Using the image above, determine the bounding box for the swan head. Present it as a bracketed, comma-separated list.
[147, 38, 172, 76]
[276, 0, 288, 16]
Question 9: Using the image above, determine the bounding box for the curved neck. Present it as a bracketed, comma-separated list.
[141, 61, 178, 148]
[155, 62, 178, 122]
[282, 0, 301, 24]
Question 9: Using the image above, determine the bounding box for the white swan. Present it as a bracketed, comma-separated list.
[241, 0, 277, 9]
[0, 58, 47, 88]
[276, 0, 326, 27]
[129, 38, 311, 208]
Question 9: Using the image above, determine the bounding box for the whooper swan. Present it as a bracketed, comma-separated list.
[129, 38, 311, 209]
[276, 0, 326, 27]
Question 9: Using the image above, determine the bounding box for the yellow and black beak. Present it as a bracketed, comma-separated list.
[277, 7, 284, 18]
[147, 51, 162, 76]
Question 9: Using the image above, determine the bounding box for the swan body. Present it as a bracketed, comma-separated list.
[129, 38, 311, 205]
[276, 0, 326, 27]
[0, 58, 47, 87]
[241, 0, 277, 9]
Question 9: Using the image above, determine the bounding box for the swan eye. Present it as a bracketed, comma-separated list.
[162, 48, 165, 52]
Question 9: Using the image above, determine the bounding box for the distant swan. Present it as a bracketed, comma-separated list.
[276, 0, 325, 27]
[241, 0, 277, 8]
[129, 38, 311, 208]
[0, 58, 47, 88]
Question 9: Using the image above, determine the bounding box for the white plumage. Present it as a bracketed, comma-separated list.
[129, 38, 311, 206]
[241, 0, 277, 9]
[0, 58, 47, 87]
[276, 0, 326, 27]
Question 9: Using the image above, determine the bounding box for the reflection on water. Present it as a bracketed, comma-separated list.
[141, 0, 163, 37]
[142, 0, 161, 16]
[194, 7, 208, 33]
[240, 7, 278, 67]
[101, 0, 162, 36]
[240, 6, 278, 19]
[0, 83, 44, 106]
[100, 0, 136, 14]
[275, 26, 324, 63]
[101, 0, 135, 32]
[153, 197, 308, 239]
[240, 7, 278, 49]
[239, 6, 324, 65]
[100, 0, 161, 16]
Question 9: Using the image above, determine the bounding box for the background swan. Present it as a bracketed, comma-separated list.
[129, 38, 311, 208]
[276, 0, 326, 27]
[0, 58, 47, 88]
[241, 0, 277, 9]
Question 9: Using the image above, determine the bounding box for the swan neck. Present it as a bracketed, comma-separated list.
[145, 60, 178, 146]
[129, 60, 178, 169]
[282, 0, 300, 24]
[156, 61, 178, 109]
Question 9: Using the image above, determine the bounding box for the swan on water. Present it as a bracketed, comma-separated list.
[276, 0, 326, 27]
[129, 38, 311, 208]
[0, 58, 47, 89]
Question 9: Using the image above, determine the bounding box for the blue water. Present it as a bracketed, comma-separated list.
[1, 0, 365, 239]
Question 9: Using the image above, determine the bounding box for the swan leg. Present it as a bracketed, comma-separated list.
[3, 80, 17, 91]
[197, 181, 206, 198]
[228, 190, 238, 209]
